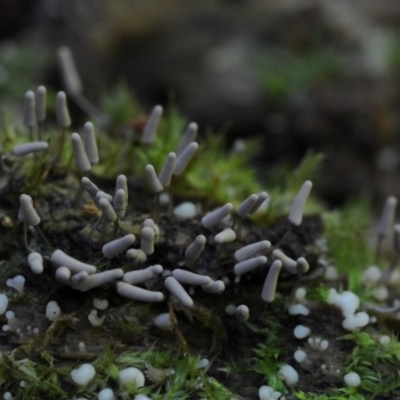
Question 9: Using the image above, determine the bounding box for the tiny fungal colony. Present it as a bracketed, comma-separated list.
[0, 47, 399, 400]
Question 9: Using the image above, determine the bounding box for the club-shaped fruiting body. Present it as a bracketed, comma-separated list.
[119, 367, 145, 387]
[19, 194, 40, 226]
[141, 105, 163, 145]
[145, 164, 163, 194]
[71, 133, 92, 172]
[70, 363, 96, 386]
[46, 301, 61, 321]
[71, 271, 89, 290]
[185, 235, 206, 264]
[236, 305, 249, 322]
[172, 269, 212, 286]
[164, 277, 193, 307]
[96, 191, 114, 205]
[58, 46, 83, 96]
[89, 310, 105, 327]
[141, 226, 155, 255]
[93, 298, 109, 310]
[113, 189, 126, 218]
[51, 249, 96, 274]
[237, 194, 258, 217]
[55, 266, 71, 283]
[117, 282, 165, 302]
[177, 122, 198, 155]
[81, 177, 100, 198]
[277, 364, 298, 386]
[102, 234, 135, 258]
[234, 255, 267, 276]
[158, 152, 176, 187]
[288, 304, 310, 316]
[153, 313, 172, 330]
[83, 122, 99, 165]
[394, 224, 400, 254]
[98, 198, 117, 222]
[143, 219, 160, 242]
[201, 280, 225, 294]
[23, 91, 36, 128]
[79, 269, 124, 292]
[294, 349, 307, 363]
[98, 388, 114, 400]
[36, 86, 46, 122]
[377, 196, 397, 239]
[296, 257, 309, 273]
[288, 180, 313, 226]
[214, 228, 236, 244]
[0, 294, 8, 315]
[27, 252, 43, 274]
[173, 142, 199, 176]
[126, 249, 147, 263]
[249, 191, 268, 214]
[6, 275, 25, 294]
[56, 91, 71, 128]
[234, 240, 271, 262]
[261, 260, 282, 302]
[344, 372, 361, 387]
[123, 265, 163, 284]
[12, 141, 49, 156]
[294, 325, 311, 339]
[115, 175, 128, 207]
[201, 203, 233, 229]
[272, 249, 297, 274]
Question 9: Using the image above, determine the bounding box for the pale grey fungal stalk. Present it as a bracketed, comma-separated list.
[12, 141, 48, 156]
[96, 191, 114, 205]
[185, 235, 206, 264]
[56, 91, 71, 128]
[36, 86, 46, 122]
[377, 196, 397, 239]
[237, 194, 258, 217]
[141, 105, 163, 145]
[249, 191, 268, 214]
[164, 277, 193, 307]
[117, 282, 165, 302]
[71, 133, 92, 173]
[177, 122, 198, 155]
[98, 198, 117, 222]
[236, 305, 250, 322]
[71, 271, 89, 290]
[296, 257, 309, 273]
[234, 255, 267, 276]
[126, 249, 147, 263]
[51, 250, 96, 274]
[173, 142, 199, 176]
[288, 180, 313, 226]
[79, 269, 124, 292]
[202, 280, 225, 294]
[19, 194, 40, 226]
[83, 122, 99, 165]
[261, 260, 282, 302]
[123, 265, 163, 284]
[113, 189, 126, 218]
[23, 91, 36, 129]
[55, 267, 71, 283]
[58, 46, 83, 97]
[201, 203, 233, 229]
[145, 164, 164, 193]
[115, 175, 128, 207]
[102, 234, 135, 258]
[234, 240, 271, 262]
[272, 249, 297, 274]
[143, 219, 160, 242]
[141, 226, 155, 255]
[27, 252, 43, 274]
[81, 177, 100, 198]
[172, 269, 211, 286]
[214, 228, 236, 244]
[158, 152, 176, 187]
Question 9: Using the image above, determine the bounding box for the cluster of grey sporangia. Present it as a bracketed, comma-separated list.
[4, 46, 314, 333]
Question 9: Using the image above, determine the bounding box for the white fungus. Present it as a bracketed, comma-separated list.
[119, 367, 145, 387]
[201, 203, 233, 229]
[113, 189, 126, 218]
[93, 298, 109, 310]
[225, 303, 236, 315]
[98, 388, 114, 400]
[177, 122, 198, 155]
[126, 249, 147, 263]
[236, 305, 250, 322]
[380, 335, 390, 345]
[234, 256, 267, 276]
[249, 191, 268, 214]
[36, 86, 46, 122]
[294, 288, 307, 302]
[117, 282, 165, 302]
[202, 280, 225, 294]
[55, 266, 71, 283]
[123, 264, 163, 285]
[56, 91, 71, 128]
[88, 310, 105, 327]
[261, 260, 282, 302]
[80, 269, 124, 292]
[134, 395, 151, 400]
[376, 196, 397, 239]
[12, 142, 48, 156]
[362, 265, 382, 287]
[102, 234, 136, 258]
[6, 275, 25, 294]
[23, 90, 36, 128]
[98, 198, 117, 222]
[277, 364, 298, 386]
[142, 105, 163, 145]
[237, 194, 258, 217]
[185, 235, 206, 264]
[234, 240, 271, 262]
[164, 277, 193, 307]
[71, 132, 91, 172]
[272, 250, 297, 274]
[158, 152, 176, 187]
[294, 325, 311, 339]
[19, 194, 40, 226]
[153, 313, 172, 330]
[145, 164, 163, 193]
[58, 47, 82, 96]
[51, 250, 96, 274]
[173, 142, 199, 176]
[343, 372, 361, 387]
[46, 301, 61, 321]
[172, 269, 211, 286]
[0, 294, 8, 315]
[141, 226, 155, 255]
[197, 358, 209, 369]
[70, 363, 96, 386]
[83, 122, 99, 165]
[288, 180, 313, 226]
[27, 252, 43, 274]
[214, 228, 236, 244]
[173, 202, 197, 219]
[294, 349, 307, 363]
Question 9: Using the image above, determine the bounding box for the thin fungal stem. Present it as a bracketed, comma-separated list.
[36, 226, 51, 248]
[112, 219, 120, 239]
[89, 216, 103, 239]
[150, 193, 160, 222]
[23, 223, 34, 252]
[52, 127, 66, 170]
[73, 173, 87, 206]
[375, 236, 383, 263]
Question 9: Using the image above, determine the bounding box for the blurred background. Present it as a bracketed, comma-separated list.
[2, 0, 400, 209]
